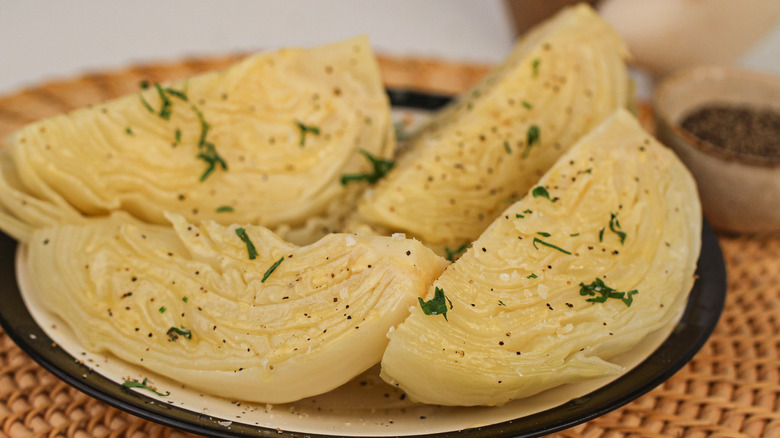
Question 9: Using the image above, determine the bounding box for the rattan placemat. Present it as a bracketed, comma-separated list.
[0, 55, 777, 438]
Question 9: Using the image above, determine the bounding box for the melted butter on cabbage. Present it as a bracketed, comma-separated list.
[347, 5, 632, 254]
[379, 110, 702, 406]
[0, 36, 393, 245]
[22, 213, 447, 403]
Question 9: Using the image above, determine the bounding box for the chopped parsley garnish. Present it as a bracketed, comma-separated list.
[579, 278, 637, 306]
[262, 256, 285, 283]
[570, 233, 580, 237]
[527, 273, 538, 279]
[516, 213, 525, 219]
[598, 227, 605, 242]
[522, 101, 533, 109]
[192, 105, 227, 181]
[444, 243, 468, 262]
[153, 83, 173, 120]
[340, 149, 395, 186]
[523, 209, 532, 214]
[532, 186, 551, 200]
[166, 326, 192, 341]
[532, 237, 571, 255]
[125, 126, 134, 136]
[174, 128, 182, 144]
[122, 378, 169, 396]
[182, 296, 188, 303]
[537, 232, 551, 237]
[609, 213, 627, 244]
[235, 227, 258, 260]
[504, 140, 512, 154]
[418, 286, 453, 321]
[158, 306, 166, 314]
[296, 120, 321, 147]
[498, 300, 506, 307]
[216, 205, 234, 213]
[164, 86, 188, 101]
[139, 94, 155, 114]
[524, 125, 540, 157]
[532, 58, 541, 77]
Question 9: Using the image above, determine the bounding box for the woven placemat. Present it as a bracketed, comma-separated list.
[0, 55, 778, 438]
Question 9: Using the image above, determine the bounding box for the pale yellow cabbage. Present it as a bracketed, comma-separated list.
[0, 36, 393, 245]
[21, 213, 447, 403]
[348, 5, 632, 254]
[380, 110, 701, 406]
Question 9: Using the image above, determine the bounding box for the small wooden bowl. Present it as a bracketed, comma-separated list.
[654, 66, 780, 233]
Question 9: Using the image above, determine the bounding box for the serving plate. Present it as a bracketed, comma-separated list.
[0, 90, 726, 438]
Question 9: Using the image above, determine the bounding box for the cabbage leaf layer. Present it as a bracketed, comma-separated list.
[348, 5, 631, 254]
[380, 110, 701, 406]
[22, 213, 447, 403]
[0, 36, 393, 245]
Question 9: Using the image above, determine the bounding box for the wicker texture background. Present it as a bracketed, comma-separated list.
[0, 55, 778, 438]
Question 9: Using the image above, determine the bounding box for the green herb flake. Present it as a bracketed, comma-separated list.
[191, 105, 227, 181]
[609, 213, 627, 244]
[158, 306, 166, 314]
[174, 128, 182, 144]
[182, 296, 188, 303]
[262, 256, 285, 283]
[537, 231, 551, 237]
[139, 94, 155, 114]
[166, 326, 192, 341]
[153, 82, 173, 120]
[523, 209, 532, 214]
[125, 126, 134, 136]
[235, 227, 258, 260]
[122, 378, 169, 396]
[515, 213, 525, 219]
[599, 227, 605, 242]
[579, 278, 638, 307]
[532, 186, 551, 200]
[523, 125, 541, 157]
[527, 273, 538, 279]
[522, 101, 533, 109]
[444, 243, 468, 262]
[418, 286, 453, 321]
[296, 120, 321, 147]
[532, 58, 541, 77]
[498, 300, 506, 307]
[164, 86, 188, 101]
[532, 237, 571, 255]
[340, 149, 395, 186]
[216, 205, 234, 213]
[504, 140, 512, 154]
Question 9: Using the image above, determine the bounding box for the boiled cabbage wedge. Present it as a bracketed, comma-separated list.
[20, 213, 446, 403]
[0, 36, 393, 245]
[380, 110, 701, 406]
[348, 4, 632, 254]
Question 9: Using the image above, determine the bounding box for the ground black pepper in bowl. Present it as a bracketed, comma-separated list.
[680, 104, 780, 159]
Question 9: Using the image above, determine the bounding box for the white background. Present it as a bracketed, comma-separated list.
[0, 0, 778, 96]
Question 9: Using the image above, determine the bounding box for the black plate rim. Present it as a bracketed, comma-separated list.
[0, 89, 727, 438]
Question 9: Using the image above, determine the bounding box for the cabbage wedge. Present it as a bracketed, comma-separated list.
[380, 110, 701, 406]
[348, 5, 631, 254]
[21, 213, 446, 403]
[0, 36, 393, 245]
